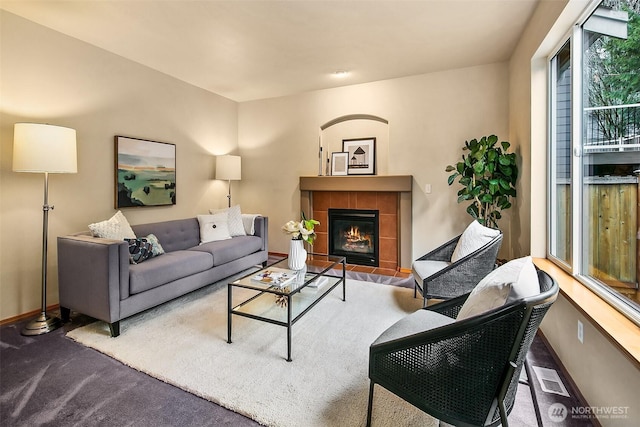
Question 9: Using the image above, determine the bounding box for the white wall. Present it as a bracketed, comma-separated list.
[238, 65, 511, 260]
[0, 11, 238, 320]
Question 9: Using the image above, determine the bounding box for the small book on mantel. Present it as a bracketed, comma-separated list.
[251, 268, 295, 288]
[306, 275, 329, 290]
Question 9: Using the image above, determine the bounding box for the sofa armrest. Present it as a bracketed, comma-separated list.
[253, 216, 268, 252]
[57, 234, 129, 324]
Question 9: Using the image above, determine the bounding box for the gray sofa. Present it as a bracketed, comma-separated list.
[57, 216, 268, 337]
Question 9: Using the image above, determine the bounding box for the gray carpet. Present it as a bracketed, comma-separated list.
[0, 264, 579, 426]
[0, 308, 259, 427]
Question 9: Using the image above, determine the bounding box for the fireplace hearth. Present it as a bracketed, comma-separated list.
[328, 208, 379, 267]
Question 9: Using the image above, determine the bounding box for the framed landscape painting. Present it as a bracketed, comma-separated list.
[115, 136, 176, 208]
[342, 137, 376, 175]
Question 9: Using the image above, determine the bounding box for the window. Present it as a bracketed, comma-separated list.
[549, 0, 640, 324]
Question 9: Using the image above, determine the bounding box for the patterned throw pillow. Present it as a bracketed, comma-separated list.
[89, 211, 136, 240]
[125, 238, 153, 264]
[209, 205, 246, 237]
[145, 233, 165, 257]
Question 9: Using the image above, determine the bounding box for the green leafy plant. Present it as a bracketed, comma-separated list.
[445, 135, 518, 229]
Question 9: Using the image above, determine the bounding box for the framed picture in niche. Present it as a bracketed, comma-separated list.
[331, 152, 349, 176]
[342, 137, 376, 175]
[115, 136, 176, 208]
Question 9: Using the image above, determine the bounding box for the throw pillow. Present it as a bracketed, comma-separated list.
[450, 220, 500, 263]
[209, 205, 246, 237]
[145, 233, 165, 257]
[125, 238, 153, 264]
[89, 211, 136, 240]
[456, 256, 540, 320]
[197, 213, 232, 243]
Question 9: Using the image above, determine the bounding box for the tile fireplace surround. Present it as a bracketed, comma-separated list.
[299, 175, 412, 271]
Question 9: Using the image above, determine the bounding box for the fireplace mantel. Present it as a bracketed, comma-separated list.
[300, 175, 412, 192]
[299, 175, 413, 271]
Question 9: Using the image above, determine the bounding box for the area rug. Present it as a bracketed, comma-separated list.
[67, 279, 437, 427]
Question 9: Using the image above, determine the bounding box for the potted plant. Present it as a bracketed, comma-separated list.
[445, 135, 518, 229]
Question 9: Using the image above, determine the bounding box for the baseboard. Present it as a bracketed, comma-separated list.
[0, 304, 61, 326]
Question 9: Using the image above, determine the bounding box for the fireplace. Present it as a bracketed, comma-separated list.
[328, 208, 379, 267]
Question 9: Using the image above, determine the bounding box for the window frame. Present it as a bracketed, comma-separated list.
[547, 1, 640, 327]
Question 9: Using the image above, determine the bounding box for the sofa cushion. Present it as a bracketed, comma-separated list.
[129, 250, 213, 295]
[450, 220, 500, 263]
[188, 235, 263, 266]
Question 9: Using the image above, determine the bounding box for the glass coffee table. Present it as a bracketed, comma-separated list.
[227, 254, 346, 361]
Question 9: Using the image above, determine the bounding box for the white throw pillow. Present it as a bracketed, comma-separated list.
[456, 256, 540, 320]
[450, 220, 500, 263]
[209, 205, 246, 237]
[88, 211, 136, 240]
[197, 213, 232, 243]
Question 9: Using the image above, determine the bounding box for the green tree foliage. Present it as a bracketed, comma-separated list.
[586, 1, 640, 140]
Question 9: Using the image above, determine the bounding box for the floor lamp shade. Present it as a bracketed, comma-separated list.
[216, 155, 241, 181]
[13, 123, 77, 173]
[13, 123, 78, 336]
[216, 155, 241, 207]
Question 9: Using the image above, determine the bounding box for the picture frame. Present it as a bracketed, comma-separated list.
[115, 136, 176, 208]
[342, 137, 376, 175]
[331, 152, 349, 176]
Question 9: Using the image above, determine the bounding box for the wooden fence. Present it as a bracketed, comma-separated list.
[556, 181, 638, 286]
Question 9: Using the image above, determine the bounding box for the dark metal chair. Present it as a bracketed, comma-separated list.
[412, 231, 503, 306]
[367, 269, 558, 427]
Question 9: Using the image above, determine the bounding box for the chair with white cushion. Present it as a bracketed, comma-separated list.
[412, 220, 502, 306]
[366, 257, 558, 427]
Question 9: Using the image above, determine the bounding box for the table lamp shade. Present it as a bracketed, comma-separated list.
[216, 155, 241, 181]
[13, 123, 77, 173]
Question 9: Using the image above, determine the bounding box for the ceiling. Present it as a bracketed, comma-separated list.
[0, 0, 540, 102]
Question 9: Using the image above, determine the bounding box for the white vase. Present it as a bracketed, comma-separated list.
[288, 239, 307, 270]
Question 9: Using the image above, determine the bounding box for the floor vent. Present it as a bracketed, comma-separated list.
[531, 366, 570, 397]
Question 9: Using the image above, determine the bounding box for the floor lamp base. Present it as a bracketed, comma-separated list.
[21, 312, 62, 336]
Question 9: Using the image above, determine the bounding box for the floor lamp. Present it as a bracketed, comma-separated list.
[13, 123, 77, 336]
[216, 155, 241, 207]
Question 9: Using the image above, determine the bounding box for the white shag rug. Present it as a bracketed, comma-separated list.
[67, 278, 437, 427]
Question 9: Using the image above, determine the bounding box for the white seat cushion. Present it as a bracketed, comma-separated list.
[456, 256, 540, 320]
[450, 220, 500, 263]
[412, 260, 451, 281]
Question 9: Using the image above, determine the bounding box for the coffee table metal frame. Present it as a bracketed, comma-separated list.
[227, 254, 346, 361]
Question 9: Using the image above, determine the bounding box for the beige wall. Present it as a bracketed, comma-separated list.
[0, 11, 238, 320]
[239, 64, 511, 260]
[510, 1, 640, 425]
[2, 2, 639, 424]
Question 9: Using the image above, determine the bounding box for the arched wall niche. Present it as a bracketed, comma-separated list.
[320, 114, 390, 176]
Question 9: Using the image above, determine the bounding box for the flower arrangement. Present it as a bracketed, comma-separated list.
[282, 212, 320, 244]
